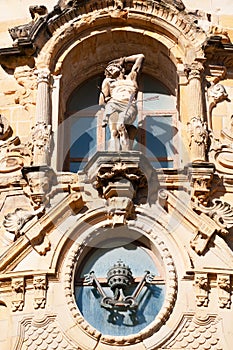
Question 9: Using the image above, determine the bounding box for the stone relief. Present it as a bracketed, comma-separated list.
[14, 66, 37, 110]
[192, 198, 233, 234]
[187, 116, 209, 162]
[158, 189, 228, 255]
[208, 83, 229, 130]
[99, 54, 144, 151]
[22, 166, 54, 208]
[3, 206, 45, 240]
[0, 115, 32, 173]
[93, 162, 147, 201]
[31, 121, 51, 166]
[63, 218, 177, 345]
[187, 163, 215, 206]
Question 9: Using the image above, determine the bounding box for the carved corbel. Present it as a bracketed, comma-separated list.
[195, 273, 209, 307]
[22, 166, 54, 208]
[217, 274, 231, 309]
[206, 65, 226, 85]
[12, 277, 25, 311]
[33, 275, 47, 309]
[8, 5, 48, 44]
[187, 163, 215, 206]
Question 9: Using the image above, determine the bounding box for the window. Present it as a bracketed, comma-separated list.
[65, 74, 178, 172]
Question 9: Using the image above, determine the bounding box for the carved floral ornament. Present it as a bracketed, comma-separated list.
[62, 219, 177, 346]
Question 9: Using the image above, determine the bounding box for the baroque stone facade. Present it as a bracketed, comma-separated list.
[0, 0, 233, 349]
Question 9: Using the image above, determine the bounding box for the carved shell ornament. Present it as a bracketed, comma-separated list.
[3, 206, 45, 238]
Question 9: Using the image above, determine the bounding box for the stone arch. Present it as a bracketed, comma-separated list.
[36, 5, 207, 72]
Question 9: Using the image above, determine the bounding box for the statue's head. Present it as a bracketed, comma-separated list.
[105, 62, 124, 78]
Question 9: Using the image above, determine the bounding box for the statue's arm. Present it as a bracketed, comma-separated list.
[99, 78, 110, 106]
[124, 54, 145, 77]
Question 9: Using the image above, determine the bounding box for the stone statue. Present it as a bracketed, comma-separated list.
[99, 54, 145, 151]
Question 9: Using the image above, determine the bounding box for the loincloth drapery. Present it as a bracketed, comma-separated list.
[104, 100, 137, 125]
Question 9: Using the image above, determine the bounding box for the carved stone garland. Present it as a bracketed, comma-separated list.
[63, 217, 177, 345]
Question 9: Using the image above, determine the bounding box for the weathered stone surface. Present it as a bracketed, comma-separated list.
[0, 1, 233, 350]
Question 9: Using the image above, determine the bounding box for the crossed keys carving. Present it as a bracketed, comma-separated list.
[84, 260, 155, 310]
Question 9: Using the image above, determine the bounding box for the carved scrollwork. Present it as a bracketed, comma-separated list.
[192, 198, 233, 235]
[3, 206, 45, 239]
[209, 83, 228, 104]
[94, 162, 147, 199]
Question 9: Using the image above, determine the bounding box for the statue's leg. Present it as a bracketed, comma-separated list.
[127, 125, 138, 149]
[108, 113, 120, 151]
[118, 112, 130, 151]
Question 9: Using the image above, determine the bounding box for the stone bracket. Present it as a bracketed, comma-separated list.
[195, 272, 209, 306]
[217, 274, 231, 308]
[11, 277, 25, 311]
[33, 275, 47, 309]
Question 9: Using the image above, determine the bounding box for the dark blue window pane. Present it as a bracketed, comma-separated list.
[70, 162, 85, 172]
[151, 161, 174, 169]
[70, 116, 97, 158]
[142, 74, 175, 110]
[146, 116, 174, 158]
[68, 76, 102, 112]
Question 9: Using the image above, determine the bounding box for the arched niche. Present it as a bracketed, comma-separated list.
[52, 28, 180, 170]
[35, 6, 207, 170]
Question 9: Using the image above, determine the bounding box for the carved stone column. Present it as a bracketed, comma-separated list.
[33, 68, 52, 166]
[186, 62, 204, 121]
[35, 68, 51, 124]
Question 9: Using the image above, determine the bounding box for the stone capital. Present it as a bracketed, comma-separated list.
[35, 68, 51, 85]
[185, 61, 204, 81]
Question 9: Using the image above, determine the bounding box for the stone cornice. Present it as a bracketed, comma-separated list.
[203, 35, 233, 69]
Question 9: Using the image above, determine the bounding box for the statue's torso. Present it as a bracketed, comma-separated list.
[108, 78, 138, 104]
